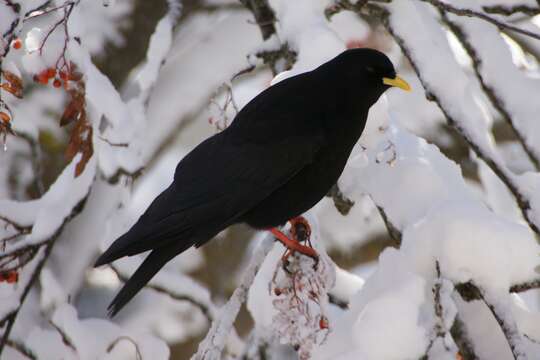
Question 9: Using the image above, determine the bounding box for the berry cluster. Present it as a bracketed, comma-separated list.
[0, 270, 18, 284]
[33, 65, 82, 89]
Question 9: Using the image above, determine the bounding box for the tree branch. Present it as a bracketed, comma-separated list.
[450, 313, 479, 360]
[4, 339, 36, 360]
[482, 3, 540, 16]
[440, 12, 540, 170]
[192, 234, 274, 360]
[455, 283, 527, 360]
[419, 0, 540, 41]
[0, 196, 88, 356]
[368, 2, 540, 235]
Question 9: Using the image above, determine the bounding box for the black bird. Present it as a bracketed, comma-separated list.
[95, 48, 410, 316]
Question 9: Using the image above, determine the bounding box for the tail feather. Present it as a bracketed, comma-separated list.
[94, 215, 193, 268]
[107, 240, 193, 317]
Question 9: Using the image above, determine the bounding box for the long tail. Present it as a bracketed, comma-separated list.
[107, 242, 184, 317]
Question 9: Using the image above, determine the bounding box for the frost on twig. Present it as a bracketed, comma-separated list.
[269, 248, 334, 360]
[192, 234, 274, 360]
[245, 216, 336, 359]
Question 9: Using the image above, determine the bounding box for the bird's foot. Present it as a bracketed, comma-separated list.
[270, 228, 318, 259]
[269, 217, 319, 269]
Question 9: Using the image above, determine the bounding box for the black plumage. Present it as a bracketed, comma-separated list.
[95, 48, 410, 316]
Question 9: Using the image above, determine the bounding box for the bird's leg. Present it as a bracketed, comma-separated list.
[269, 216, 319, 262]
[269, 228, 318, 259]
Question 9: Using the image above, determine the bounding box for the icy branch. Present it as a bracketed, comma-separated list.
[192, 234, 274, 360]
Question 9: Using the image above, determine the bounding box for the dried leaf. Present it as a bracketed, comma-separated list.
[1, 70, 23, 99]
[65, 110, 93, 177]
[60, 90, 84, 126]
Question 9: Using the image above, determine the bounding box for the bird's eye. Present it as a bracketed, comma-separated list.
[366, 66, 375, 73]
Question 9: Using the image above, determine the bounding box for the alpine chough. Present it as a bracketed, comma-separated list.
[95, 48, 410, 316]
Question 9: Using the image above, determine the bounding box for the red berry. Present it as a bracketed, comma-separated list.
[59, 71, 68, 81]
[46, 68, 56, 79]
[53, 79, 62, 88]
[12, 39, 22, 50]
[0, 271, 18, 284]
[319, 316, 329, 329]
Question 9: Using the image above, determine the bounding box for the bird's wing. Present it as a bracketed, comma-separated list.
[95, 127, 323, 265]
[166, 129, 325, 240]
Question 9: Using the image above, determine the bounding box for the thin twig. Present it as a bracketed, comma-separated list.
[106, 336, 142, 360]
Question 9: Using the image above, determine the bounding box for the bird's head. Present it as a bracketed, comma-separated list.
[325, 48, 411, 105]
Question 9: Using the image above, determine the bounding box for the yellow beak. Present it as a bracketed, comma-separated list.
[382, 75, 411, 92]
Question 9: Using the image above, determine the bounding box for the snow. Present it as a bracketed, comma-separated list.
[3, 0, 540, 358]
[447, 6, 540, 164]
[136, 16, 174, 92]
[0, 153, 96, 240]
[317, 249, 429, 360]
[402, 203, 539, 293]
[23, 303, 169, 359]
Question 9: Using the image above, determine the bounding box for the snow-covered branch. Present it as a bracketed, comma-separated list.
[441, 10, 540, 170]
[192, 234, 274, 360]
[419, 0, 540, 41]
